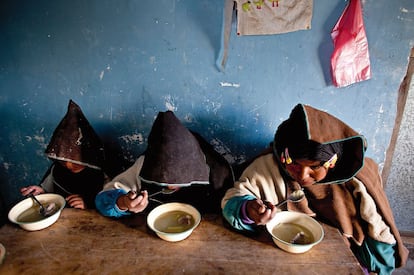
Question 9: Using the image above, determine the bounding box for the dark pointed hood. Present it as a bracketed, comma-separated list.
[45, 100, 104, 170]
[274, 104, 366, 184]
[140, 111, 210, 186]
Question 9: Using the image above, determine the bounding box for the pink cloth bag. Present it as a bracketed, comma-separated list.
[331, 0, 371, 87]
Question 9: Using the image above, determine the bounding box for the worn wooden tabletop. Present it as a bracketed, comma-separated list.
[0, 209, 363, 274]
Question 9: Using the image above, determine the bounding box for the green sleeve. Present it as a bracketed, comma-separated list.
[222, 195, 256, 232]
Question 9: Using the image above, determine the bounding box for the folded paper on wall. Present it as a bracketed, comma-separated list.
[234, 0, 313, 36]
[330, 0, 371, 88]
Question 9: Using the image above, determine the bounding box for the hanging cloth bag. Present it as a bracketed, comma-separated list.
[330, 0, 371, 87]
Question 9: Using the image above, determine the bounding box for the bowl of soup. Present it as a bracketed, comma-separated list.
[266, 211, 324, 253]
[8, 193, 66, 231]
[147, 202, 201, 242]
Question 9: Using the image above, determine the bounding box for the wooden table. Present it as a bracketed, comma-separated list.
[0, 209, 363, 274]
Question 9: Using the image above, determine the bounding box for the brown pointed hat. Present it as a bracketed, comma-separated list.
[45, 100, 104, 170]
[274, 104, 366, 184]
[140, 111, 210, 186]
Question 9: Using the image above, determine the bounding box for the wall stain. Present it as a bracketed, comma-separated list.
[119, 133, 144, 144]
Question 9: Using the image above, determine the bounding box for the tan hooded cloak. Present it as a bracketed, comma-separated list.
[273, 104, 408, 268]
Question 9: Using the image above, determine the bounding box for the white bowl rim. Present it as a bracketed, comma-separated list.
[266, 211, 324, 247]
[8, 193, 66, 225]
[147, 202, 201, 236]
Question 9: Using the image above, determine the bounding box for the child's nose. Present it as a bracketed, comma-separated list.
[299, 166, 312, 180]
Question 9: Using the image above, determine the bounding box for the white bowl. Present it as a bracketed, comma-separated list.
[147, 202, 201, 242]
[8, 193, 66, 231]
[266, 211, 324, 253]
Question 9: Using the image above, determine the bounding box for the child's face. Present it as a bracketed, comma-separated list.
[62, 161, 86, 173]
[285, 159, 328, 186]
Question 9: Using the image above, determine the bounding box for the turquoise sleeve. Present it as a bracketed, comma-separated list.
[95, 189, 131, 218]
[222, 195, 257, 232]
[353, 235, 396, 275]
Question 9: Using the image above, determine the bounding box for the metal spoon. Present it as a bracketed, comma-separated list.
[28, 193, 56, 217]
[149, 188, 178, 198]
[274, 189, 305, 208]
[113, 181, 178, 198]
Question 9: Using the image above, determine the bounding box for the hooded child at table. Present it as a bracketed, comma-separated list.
[95, 110, 234, 217]
[20, 100, 106, 209]
[222, 104, 408, 275]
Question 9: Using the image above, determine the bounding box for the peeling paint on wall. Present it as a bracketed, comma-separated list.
[220, 82, 240, 88]
[164, 95, 177, 111]
[203, 98, 222, 114]
[120, 151, 139, 163]
[210, 138, 245, 164]
[33, 135, 47, 147]
[183, 113, 195, 123]
[118, 134, 146, 163]
[24, 130, 49, 157]
[119, 133, 144, 144]
[399, 7, 414, 22]
[99, 65, 111, 81]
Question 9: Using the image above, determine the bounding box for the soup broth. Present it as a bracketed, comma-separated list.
[272, 222, 314, 245]
[153, 210, 195, 233]
[17, 203, 59, 223]
[17, 206, 45, 223]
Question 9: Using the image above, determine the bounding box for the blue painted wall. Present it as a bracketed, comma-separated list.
[1, 0, 413, 222]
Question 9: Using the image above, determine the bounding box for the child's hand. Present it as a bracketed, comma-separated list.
[20, 186, 45, 196]
[116, 190, 148, 213]
[246, 199, 277, 225]
[66, 194, 86, 209]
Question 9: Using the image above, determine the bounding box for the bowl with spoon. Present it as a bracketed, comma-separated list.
[147, 202, 201, 242]
[266, 211, 324, 253]
[8, 193, 66, 231]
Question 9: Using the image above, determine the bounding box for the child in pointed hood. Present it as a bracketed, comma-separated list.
[222, 104, 408, 275]
[20, 100, 106, 209]
[95, 110, 234, 217]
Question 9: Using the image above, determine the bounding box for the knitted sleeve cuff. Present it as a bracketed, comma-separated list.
[240, 200, 255, 224]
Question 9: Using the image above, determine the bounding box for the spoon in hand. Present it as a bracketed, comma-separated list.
[149, 188, 178, 198]
[28, 193, 56, 217]
[273, 189, 305, 208]
[113, 181, 178, 199]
